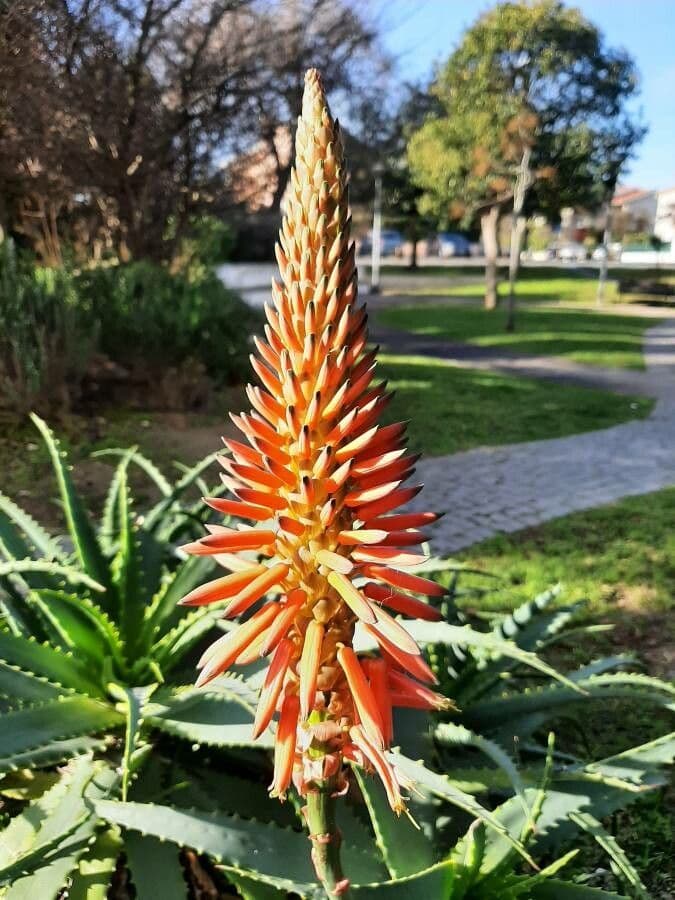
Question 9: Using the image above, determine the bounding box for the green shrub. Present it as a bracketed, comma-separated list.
[75, 262, 258, 384]
[0, 241, 257, 413]
[527, 222, 552, 252]
[0, 242, 93, 413]
[178, 214, 236, 274]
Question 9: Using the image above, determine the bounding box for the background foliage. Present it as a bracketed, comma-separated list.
[0, 240, 258, 415]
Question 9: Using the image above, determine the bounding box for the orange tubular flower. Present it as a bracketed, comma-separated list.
[181, 69, 449, 853]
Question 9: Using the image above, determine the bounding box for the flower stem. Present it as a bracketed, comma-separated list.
[306, 778, 349, 898]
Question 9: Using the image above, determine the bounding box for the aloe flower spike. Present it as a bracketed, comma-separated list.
[180, 68, 451, 896]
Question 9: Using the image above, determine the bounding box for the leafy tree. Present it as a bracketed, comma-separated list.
[408, 0, 645, 317]
[0, 0, 384, 263]
[347, 82, 440, 270]
[383, 84, 441, 269]
[249, 0, 384, 212]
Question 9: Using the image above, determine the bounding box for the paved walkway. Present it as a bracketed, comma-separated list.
[407, 319, 675, 555]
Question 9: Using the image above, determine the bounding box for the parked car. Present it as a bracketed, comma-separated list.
[359, 230, 405, 257]
[521, 247, 556, 261]
[430, 231, 472, 258]
[592, 243, 622, 261]
[557, 242, 588, 262]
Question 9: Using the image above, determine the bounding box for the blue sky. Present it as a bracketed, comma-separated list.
[378, 0, 675, 191]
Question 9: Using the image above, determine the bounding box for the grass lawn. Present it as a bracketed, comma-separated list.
[411, 274, 616, 304]
[372, 264, 674, 306]
[378, 354, 651, 456]
[453, 487, 675, 652]
[378, 304, 653, 369]
[451, 488, 675, 896]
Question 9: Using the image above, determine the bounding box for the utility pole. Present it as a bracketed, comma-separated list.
[597, 201, 611, 306]
[370, 162, 384, 294]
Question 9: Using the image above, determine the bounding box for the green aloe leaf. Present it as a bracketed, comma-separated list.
[94, 799, 317, 894]
[110, 470, 145, 657]
[151, 605, 223, 672]
[0, 736, 106, 773]
[93, 447, 172, 497]
[401, 621, 584, 694]
[569, 811, 648, 899]
[143, 452, 218, 534]
[108, 684, 156, 801]
[0, 632, 101, 696]
[144, 556, 215, 640]
[482, 731, 675, 871]
[30, 590, 124, 671]
[443, 767, 517, 795]
[0, 492, 65, 563]
[0, 807, 88, 890]
[0, 770, 60, 801]
[387, 753, 536, 869]
[0, 660, 69, 706]
[0, 760, 79, 869]
[1, 757, 117, 897]
[226, 872, 287, 899]
[353, 767, 434, 879]
[148, 686, 270, 749]
[349, 860, 455, 898]
[0, 590, 36, 638]
[464, 673, 675, 742]
[135, 528, 166, 614]
[124, 832, 187, 899]
[173, 767, 297, 829]
[457, 590, 584, 704]
[494, 586, 563, 645]
[98, 449, 133, 555]
[0, 697, 122, 772]
[447, 820, 485, 899]
[30, 415, 112, 598]
[434, 723, 527, 811]
[0, 559, 104, 593]
[67, 828, 122, 900]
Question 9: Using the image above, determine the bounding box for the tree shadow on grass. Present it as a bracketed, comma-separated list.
[378, 354, 651, 457]
[379, 305, 651, 369]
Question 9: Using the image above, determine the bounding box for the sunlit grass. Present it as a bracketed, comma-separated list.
[378, 305, 652, 369]
[404, 275, 617, 304]
[455, 486, 675, 621]
[378, 353, 652, 456]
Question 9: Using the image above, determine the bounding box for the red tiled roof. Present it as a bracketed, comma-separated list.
[612, 187, 652, 206]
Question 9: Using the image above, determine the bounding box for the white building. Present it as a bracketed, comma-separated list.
[654, 186, 675, 246]
[611, 187, 658, 234]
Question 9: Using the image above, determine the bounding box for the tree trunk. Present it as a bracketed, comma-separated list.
[597, 203, 611, 305]
[480, 205, 500, 310]
[408, 226, 418, 270]
[271, 163, 291, 211]
[0, 191, 8, 244]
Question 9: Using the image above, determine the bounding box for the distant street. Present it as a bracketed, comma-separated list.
[217, 258, 675, 308]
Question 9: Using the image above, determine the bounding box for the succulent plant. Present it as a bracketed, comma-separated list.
[1, 69, 673, 900]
